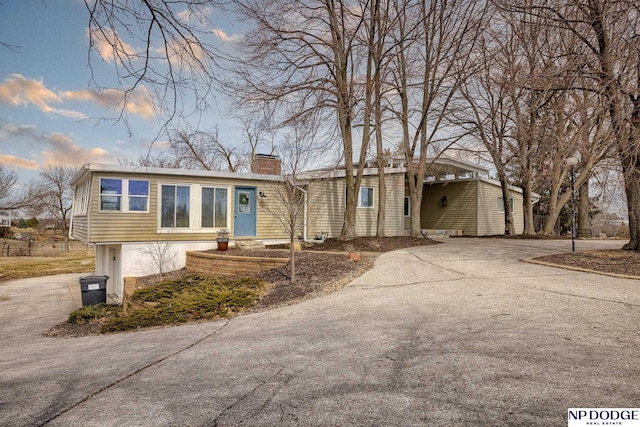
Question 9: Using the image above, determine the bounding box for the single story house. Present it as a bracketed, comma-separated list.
[69, 155, 526, 302]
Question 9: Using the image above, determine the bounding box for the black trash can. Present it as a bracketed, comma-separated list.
[79, 275, 109, 306]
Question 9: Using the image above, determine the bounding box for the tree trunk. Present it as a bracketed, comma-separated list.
[577, 179, 590, 237]
[497, 171, 516, 236]
[522, 176, 535, 235]
[541, 164, 563, 235]
[621, 157, 640, 251]
[290, 234, 296, 282]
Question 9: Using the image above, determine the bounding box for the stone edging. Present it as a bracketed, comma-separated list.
[521, 257, 640, 280]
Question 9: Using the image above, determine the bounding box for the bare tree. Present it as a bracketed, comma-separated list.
[168, 127, 246, 172]
[234, 0, 372, 240]
[238, 115, 276, 171]
[83, 0, 228, 129]
[389, 0, 485, 237]
[510, 0, 640, 249]
[262, 125, 317, 282]
[138, 234, 177, 277]
[28, 165, 78, 252]
[0, 165, 18, 209]
[457, 12, 520, 235]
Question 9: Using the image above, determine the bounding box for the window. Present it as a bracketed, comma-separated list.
[498, 197, 515, 213]
[73, 180, 91, 214]
[99, 178, 149, 212]
[201, 187, 228, 228]
[404, 197, 410, 217]
[100, 178, 122, 211]
[128, 180, 149, 211]
[161, 185, 190, 227]
[358, 187, 374, 208]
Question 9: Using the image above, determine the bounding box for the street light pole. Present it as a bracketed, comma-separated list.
[567, 156, 579, 252]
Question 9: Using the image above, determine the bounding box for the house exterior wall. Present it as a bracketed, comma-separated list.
[420, 181, 478, 235]
[73, 171, 289, 244]
[71, 214, 88, 242]
[307, 173, 405, 238]
[120, 241, 217, 277]
[477, 181, 524, 235]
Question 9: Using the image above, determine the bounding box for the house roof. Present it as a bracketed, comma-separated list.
[70, 164, 284, 186]
[299, 156, 490, 180]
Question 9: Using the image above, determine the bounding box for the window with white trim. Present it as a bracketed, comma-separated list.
[128, 180, 149, 211]
[161, 184, 190, 227]
[201, 187, 228, 228]
[358, 187, 374, 208]
[99, 178, 149, 212]
[100, 178, 122, 211]
[497, 196, 514, 213]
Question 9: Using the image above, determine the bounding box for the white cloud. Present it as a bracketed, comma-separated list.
[91, 28, 136, 63]
[213, 28, 244, 43]
[0, 123, 116, 169]
[0, 74, 87, 119]
[0, 154, 39, 170]
[62, 86, 156, 120]
[41, 132, 114, 165]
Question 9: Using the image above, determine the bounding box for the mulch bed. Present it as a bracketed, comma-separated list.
[304, 236, 440, 252]
[532, 250, 640, 278]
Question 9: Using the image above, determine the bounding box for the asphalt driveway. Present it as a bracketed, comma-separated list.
[1, 238, 638, 426]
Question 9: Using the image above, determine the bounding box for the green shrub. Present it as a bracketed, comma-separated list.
[100, 274, 266, 333]
[68, 303, 109, 324]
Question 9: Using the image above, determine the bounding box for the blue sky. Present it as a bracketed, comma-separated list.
[0, 0, 245, 185]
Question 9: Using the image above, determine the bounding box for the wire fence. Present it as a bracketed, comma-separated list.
[0, 239, 93, 257]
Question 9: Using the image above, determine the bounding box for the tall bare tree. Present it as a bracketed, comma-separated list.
[457, 12, 520, 235]
[513, 0, 640, 249]
[388, 0, 485, 237]
[234, 0, 373, 240]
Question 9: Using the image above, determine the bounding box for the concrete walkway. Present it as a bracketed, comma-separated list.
[0, 239, 638, 426]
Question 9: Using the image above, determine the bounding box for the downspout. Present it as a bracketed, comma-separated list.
[68, 185, 75, 240]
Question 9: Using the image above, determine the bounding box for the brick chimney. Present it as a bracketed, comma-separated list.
[252, 154, 282, 175]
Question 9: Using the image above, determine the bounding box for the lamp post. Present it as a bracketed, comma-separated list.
[566, 156, 579, 252]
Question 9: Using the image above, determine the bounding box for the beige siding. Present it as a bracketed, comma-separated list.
[254, 181, 296, 239]
[87, 172, 289, 243]
[307, 178, 347, 239]
[307, 173, 406, 238]
[477, 181, 524, 235]
[421, 181, 478, 235]
[71, 215, 88, 243]
[89, 173, 158, 242]
[382, 174, 406, 236]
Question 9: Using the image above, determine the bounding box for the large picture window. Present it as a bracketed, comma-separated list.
[201, 187, 228, 228]
[161, 184, 190, 227]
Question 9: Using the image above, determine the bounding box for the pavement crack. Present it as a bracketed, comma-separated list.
[535, 288, 640, 309]
[209, 365, 287, 427]
[39, 320, 231, 426]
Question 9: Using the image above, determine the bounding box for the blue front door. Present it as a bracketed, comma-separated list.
[234, 187, 257, 237]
